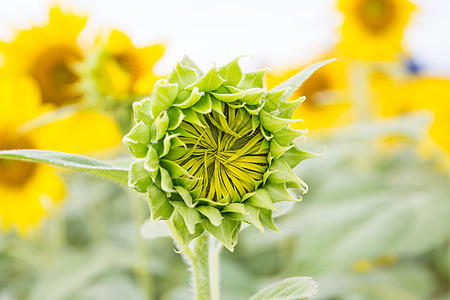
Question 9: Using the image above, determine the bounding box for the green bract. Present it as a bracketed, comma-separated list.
[123, 57, 328, 251]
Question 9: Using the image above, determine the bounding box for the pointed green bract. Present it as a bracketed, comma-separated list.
[124, 57, 333, 250]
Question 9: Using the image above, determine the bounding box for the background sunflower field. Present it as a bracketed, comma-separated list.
[0, 0, 449, 299]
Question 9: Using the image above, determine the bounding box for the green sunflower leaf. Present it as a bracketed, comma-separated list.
[167, 62, 198, 89]
[129, 160, 152, 193]
[249, 276, 318, 300]
[173, 87, 203, 109]
[262, 88, 291, 113]
[187, 65, 224, 92]
[272, 126, 305, 147]
[133, 98, 153, 125]
[238, 68, 270, 89]
[227, 204, 264, 233]
[244, 188, 278, 211]
[171, 210, 204, 251]
[122, 122, 151, 158]
[280, 145, 323, 168]
[151, 80, 179, 118]
[181, 56, 204, 76]
[170, 201, 202, 234]
[259, 208, 281, 232]
[271, 58, 336, 98]
[147, 184, 174, 221]
[218, 56, 244, 86]
[197, 205, 224, 227]
[203, 216, 240, 252]
[260, 110, 297, 133]
[264, 183, 297, 203]
[150, 111, 170, 142]
[275, 96, 305, 119]
[0, 149, 128, 186]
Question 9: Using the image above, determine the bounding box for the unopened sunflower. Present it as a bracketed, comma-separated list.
[123, 57, 324, 251]
[79, 30, 165, 103]
[337, 0, 415, 60]
[0, 75, 121, 234]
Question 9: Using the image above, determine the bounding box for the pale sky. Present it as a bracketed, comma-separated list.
[0, 0, 449, 75]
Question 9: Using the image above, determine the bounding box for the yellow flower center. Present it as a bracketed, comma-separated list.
[29, 45, 82, 106]
[113, 52, 142, 81]
[0, 132, 37, 188]
[356, 0, 395, 33]
[174, 105, 269, 202]
[297, 72, 331, 107]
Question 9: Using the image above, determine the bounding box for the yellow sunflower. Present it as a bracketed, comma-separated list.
[0, 5, 87, 107]
[337, 0, 415, 61]
[266, 55, 351, 132]
[0, 75, 121, 235]
[372, 73, 450, 158]
[82, 29, 165, 101]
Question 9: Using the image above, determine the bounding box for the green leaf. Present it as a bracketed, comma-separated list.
[147, 184, 174, 221]
[187, 65, 224, 92]
[171, 211, 204, 251]
[259, 208, 281, 232]
[181, 56, 204, 76]
[271, 58, 336, 98]
[275, 96, 305, 119]
[170, 200, 202, 234]
[129, 160, 152, 192]
[196, 205, 223, 226]
[203, 216, 240, 252]
[238, 68, 270, 89]
[167, 62, 198, 89]
[218, 56, 245, 86]
[151, 79, 179, 118]
[150, 111, 169, 142]
[227, 204, 264, 232]
[280, 145, 323, 168]
[0, 149, 128, 185]
[192, 94, 212, 114]
[249, 276, 318, 300]
[122, 122, 151, 158]
[263, 88, 290, 113]
[260, 110, 297, 133]
[133, 98, 153, 125]
[244, 188, 278, 211]
[173, 87, 204, 109]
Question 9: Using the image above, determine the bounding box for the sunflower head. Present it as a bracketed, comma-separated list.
[79, 30, 165, 105]
[337, 0, 415, 60]
[0, 6, 86, 106]
[123, 57, 321, 251]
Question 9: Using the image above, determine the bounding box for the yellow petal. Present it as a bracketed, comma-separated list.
[32, 110, 122, 154]
[0, 164, 64, 235]
[0, 76, 46, 128]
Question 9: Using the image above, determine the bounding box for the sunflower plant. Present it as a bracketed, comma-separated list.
[0, 57, 333, 300]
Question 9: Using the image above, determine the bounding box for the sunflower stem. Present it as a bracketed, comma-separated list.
[166, 222, 219, 300]
[189, 233, 216, 300]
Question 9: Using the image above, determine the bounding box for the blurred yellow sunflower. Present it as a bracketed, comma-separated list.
[337, 0, 415, 60]
[266, 55, 351, 132]
[82, 29, 165, 101]
[0, 6, 86, 107]
[372, 73, 450, 158]
[0, 76, 121, 235]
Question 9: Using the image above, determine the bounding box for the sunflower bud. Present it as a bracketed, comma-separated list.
[123, 57, 323, 251]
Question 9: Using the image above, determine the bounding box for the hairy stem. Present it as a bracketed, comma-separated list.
[190, 233, 213, 300]
[165, 222, 220, 300]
